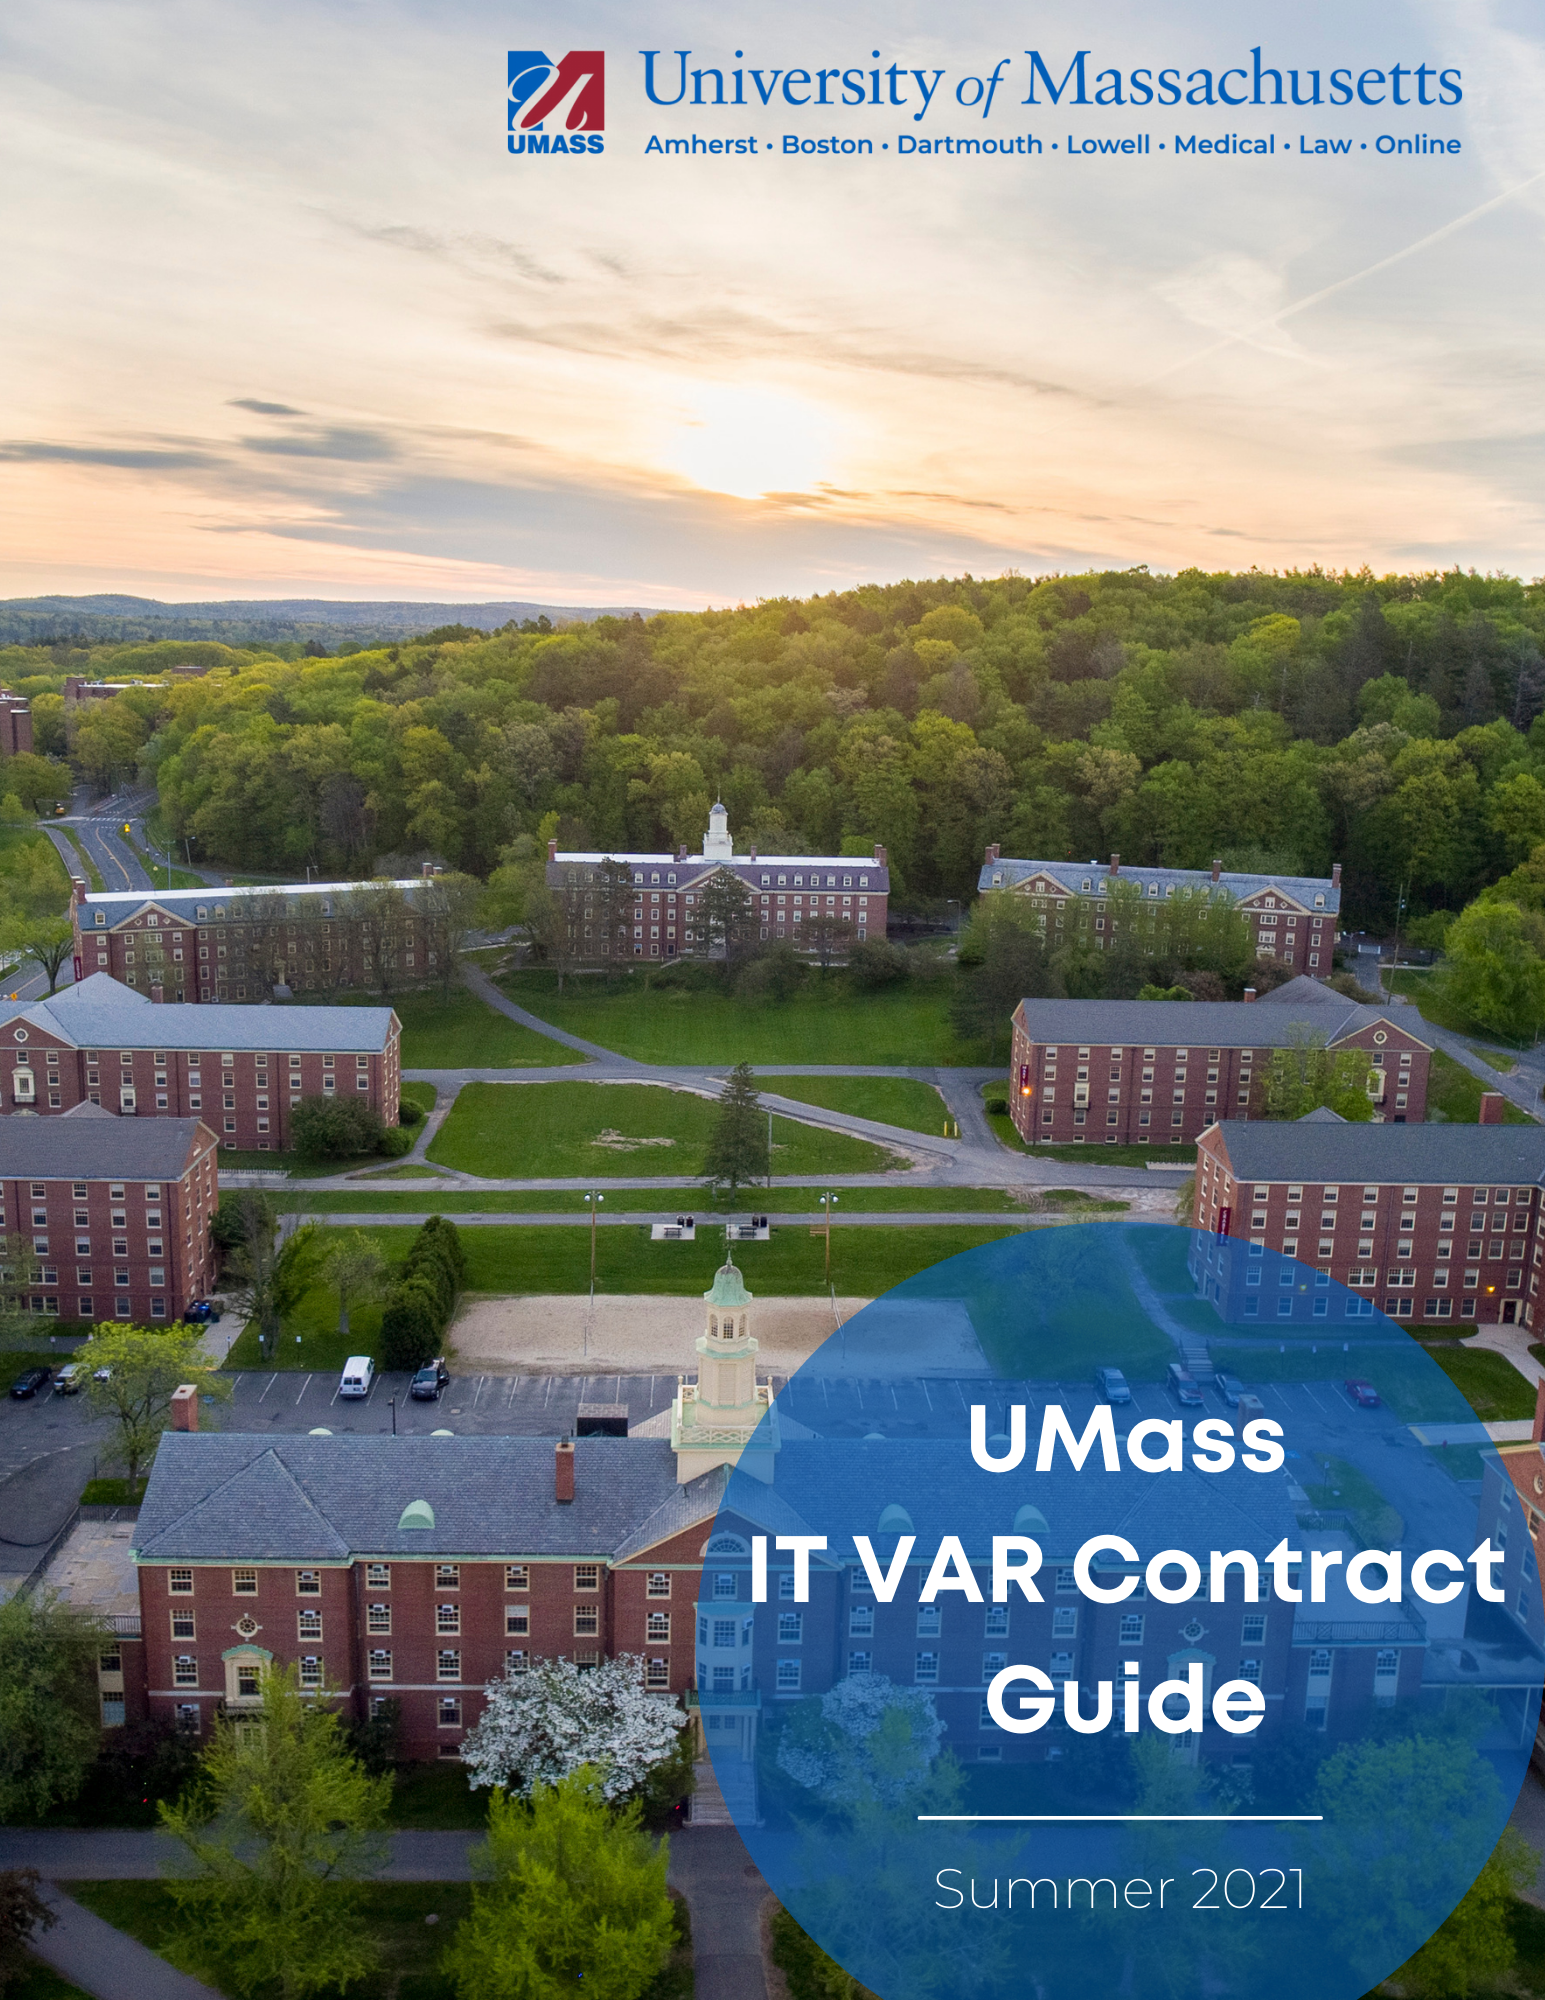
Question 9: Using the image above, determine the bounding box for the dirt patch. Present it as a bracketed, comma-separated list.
[591, 1129, 677, 1151]
[452, 1293, 872, 1376]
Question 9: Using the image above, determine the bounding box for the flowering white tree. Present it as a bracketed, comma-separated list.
[777, 1670, 945, 1806]
[461, 1654, 687, 1802]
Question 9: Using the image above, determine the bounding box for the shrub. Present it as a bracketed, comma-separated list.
[982, 1093, 1008, 1115]
[377, 1125, 414, 1158]
[290, 1095, 387, 1162]
[845, 937, 911, 988]
[770, 1904, 881, 2000]
[378, 1283, 441, 1371]
[419, 1214, 466, 1282]
[396, 1099, 424, 1127]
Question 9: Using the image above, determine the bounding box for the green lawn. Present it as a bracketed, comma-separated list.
[963, 1225, 1179, 1381]
[1428, 1048, 1533, 1125]
[499, 967, 984, 1065]
[71, 1880, 473, 2000]
[10, 1960, 92, 2000]
[1424, 1343, 1537, 1422]
[292, 987, 584, 1070]
[983, 1103, 1195, 1167]
[222, 1221, 1020, 1370]
[276, 1186, 1029, 1217]
[1386, 966, 1542, 1054]
[760, 1074, 949, 1135]
[389, 1761, 490, 1829]
[400, 1080, 438, 1116]
[1468, 1043, 1518, 1074]
[426, 1081, 902, 1180]
[1302, 1453, 1403, 1545]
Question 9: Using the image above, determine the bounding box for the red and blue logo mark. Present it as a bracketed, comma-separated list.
[508, 51, 605, 153]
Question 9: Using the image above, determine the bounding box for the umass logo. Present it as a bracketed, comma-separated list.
[508, 50, 605, 154]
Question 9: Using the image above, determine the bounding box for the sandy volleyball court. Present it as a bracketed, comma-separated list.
[452, 1293, 873, 1376]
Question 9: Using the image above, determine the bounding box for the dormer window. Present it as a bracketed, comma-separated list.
[1147, 884, 1158, 898]
[195, 905, 207, 919]
[667, 873, 676, 886]
[1314, 894, 1325, 907]
[859, 874, 868, 887]
[1081, 878, 1092, 891]
[95, 912, 105, 926]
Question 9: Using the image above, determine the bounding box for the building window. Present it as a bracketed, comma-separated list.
[1119, 1613, 1145, 1645]
[849, 1604, 874, 1636]
[367, 1604, 391, 1634]
[915, 1651, 940, 1684]
[437, 1650, 461, 1681]
[848, 1651, 872, 1673]
[366, 1563, 390, 1590]
[437, 1604, 461, 1635]
[984, 1604, 1009, 1636]
[646, 1611, 670, 1643]
[574, 1564, 600, 1591]
[298, 1656, 323, 1690]
[646, 1572, 670, 1598]
[169, 1568, 194, 1595]
[506, 1650, 529, 1676]
[438, 1698, 461, 1728]
[505, 1564, 529, 1591]
[777, 1611, 803, 1644]
[435, 1564, 460, 1589]
[297, 1610, 322, 1640]
[173, 1655, 198, 1687]
[713, 1571, 737, 1600]
[170, 1611, 195, 1640]
[574, 1606, 599, 1637]
[776, 1659, 802, 1692]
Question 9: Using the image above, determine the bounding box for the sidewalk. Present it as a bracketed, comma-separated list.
[32, 1887, 222, 2000]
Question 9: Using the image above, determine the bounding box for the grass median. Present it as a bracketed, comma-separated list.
[759, 1074, 950, 1134]
[426, 1080, 903, 1179]
[275, 1186, 1031, 1217]
[222, 1221, 1020, 1371]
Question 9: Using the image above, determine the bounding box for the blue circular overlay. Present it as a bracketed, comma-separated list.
[705, 1223, 1536, 2000]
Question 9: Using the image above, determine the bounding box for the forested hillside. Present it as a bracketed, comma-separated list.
[5, 566, 1545, 927]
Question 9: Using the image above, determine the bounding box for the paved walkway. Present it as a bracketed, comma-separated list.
[32, 1887, 223, 2000]
[666, 1826, 769, 2000]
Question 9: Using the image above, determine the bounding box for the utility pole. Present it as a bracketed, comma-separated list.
[822, 1191, 838, 1283]
[585, 1190, 604, 1288]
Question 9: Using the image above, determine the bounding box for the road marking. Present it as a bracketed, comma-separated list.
[295, 1375, 312, 1405]
[258, 1374, 278, 1402]
[1301, 1384, 1332, 1415]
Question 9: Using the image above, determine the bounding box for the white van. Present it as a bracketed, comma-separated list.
[338, 1356, 375, 1399]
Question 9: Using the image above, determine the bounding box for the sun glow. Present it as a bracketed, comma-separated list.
[654, 382, 846, 500]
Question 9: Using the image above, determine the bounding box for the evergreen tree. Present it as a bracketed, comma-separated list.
[701, 1061, 769, 1195]
[159, 1665, 391, 2000]
[443, 1769, 677, 2000]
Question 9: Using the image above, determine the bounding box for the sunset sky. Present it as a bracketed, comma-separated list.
[3, 0, 1544, 608]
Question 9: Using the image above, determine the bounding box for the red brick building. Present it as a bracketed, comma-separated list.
[0, 692, 32, 758]
[0, 1108, 218, 1322]
[1008, 980, 1431, 1146]
[1192, 1119, 1545, 1328]
[549, 803, 889, 962]
[0, 974, 400, 1149]
[70, 873, 452, 1005]
[978, 850, 1342, 976]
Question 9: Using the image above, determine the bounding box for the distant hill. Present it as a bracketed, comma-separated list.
[0, 594, 656, 647]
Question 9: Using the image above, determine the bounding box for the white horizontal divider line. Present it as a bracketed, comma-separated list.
[916, 1814, 1324, 1823]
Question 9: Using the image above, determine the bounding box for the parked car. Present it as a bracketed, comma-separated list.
[1166, 1363, 1204, 1408]
[337, 1356, 375, 1399]
[1236, 1392, 1267, 1422]
[1344, 1378, 1381, 1409]
[54, 1362, 86, 1395]
[410, 1358, 450, 1401]
[1094, 1366, 1131, 1405]
[182, 1299, 222, 1325]
[9, 1366, 52, 1399]
[1214, 1373, 1245, 1407]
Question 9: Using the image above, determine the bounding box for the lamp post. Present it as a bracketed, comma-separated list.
[585, 1190, 605, 1288]
[821, 1191, 839, 1283]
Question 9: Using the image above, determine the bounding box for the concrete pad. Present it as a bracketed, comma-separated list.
[452, 1294, 873, 1377]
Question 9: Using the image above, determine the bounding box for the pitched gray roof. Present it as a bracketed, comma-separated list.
[133, 1433, 723, 1563]
[978, 857, 1341, 912]
[1013, 997, 1426, 1050]
[1209, 1119, 1545, 1185]
[0, 1115, 211, 1181]
[78, 880, 434, 925]
[0, 974, 395, 1054]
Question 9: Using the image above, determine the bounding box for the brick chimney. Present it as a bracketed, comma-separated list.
[1109, 853, 1120, 875]
[1480, 1092, 1505, 1125]
[422, 862, 434, 878]
[1533, 1377, 1545, 1445]
[677, 844, 688, 862]
[171, 1384, 199, 1433]
[547, 839, 558, 862]
[749, 845, 757, 862]
[874, 843, 886, 865]
[1211, 859, 1222, 883]
[985, 842, 1000, 864]
[1331, 862, 1342, 889]
[71, 877, 88, 906]
[1243, 987, 1256, 1003]
[555, 1438, 575, 1502]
